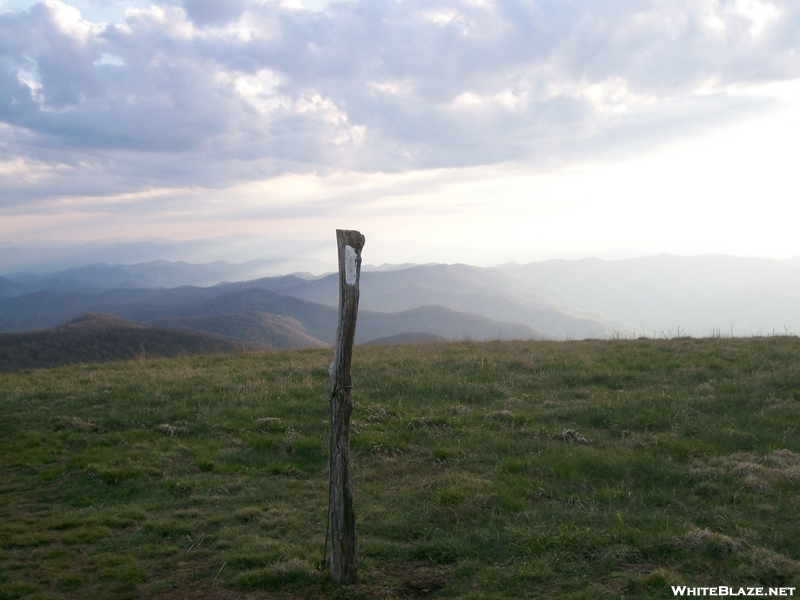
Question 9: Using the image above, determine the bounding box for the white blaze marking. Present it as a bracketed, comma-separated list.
[344, 245, 357, 286]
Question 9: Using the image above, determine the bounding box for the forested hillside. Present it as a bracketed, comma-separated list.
[0, 314, 250, 373]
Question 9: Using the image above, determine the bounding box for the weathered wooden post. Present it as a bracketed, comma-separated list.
[327, 229, 364, 584]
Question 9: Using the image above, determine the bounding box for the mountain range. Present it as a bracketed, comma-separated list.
[229, 255, 800, 338]
[0, 260, 324, 294]
[0, 284, 541, 350]
[2, 254, 799, 364]
[501, 255, 800, 336]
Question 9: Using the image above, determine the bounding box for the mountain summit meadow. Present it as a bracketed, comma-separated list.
[1, 335, 798, 598]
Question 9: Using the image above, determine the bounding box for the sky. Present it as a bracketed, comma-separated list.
[1, 0, 799, 267]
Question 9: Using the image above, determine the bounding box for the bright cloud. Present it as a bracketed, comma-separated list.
[1, 0, 799, 260]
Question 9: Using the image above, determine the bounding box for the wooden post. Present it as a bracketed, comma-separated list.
[328, 229, 364, 584]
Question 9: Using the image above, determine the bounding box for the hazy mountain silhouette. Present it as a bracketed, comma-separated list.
[501, 254, 800, 336]
[221, 264, 617, 338]
[0, 260, 327, 296]
[0, 237, 334, 275]
[222, 256, 800, 337]
[361, 332, 449, 346]
[148, 312, 328, 350]
[0, 286, 541, 345]
[0, 276, 27, 299]
[3, 254, 800, 341]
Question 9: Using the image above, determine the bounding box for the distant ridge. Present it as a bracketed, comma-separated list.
[0, 276, 26, 299]
[0, 286, 543, 345]
[356, 305, 541, 343]
[148, 312, 329, 350]
[0, 260, 613, 338]
[0, 259, 334, 294]
[225, 263, 616, 338]
[362, 332, 448, 346]
[0, 313, 251, 373]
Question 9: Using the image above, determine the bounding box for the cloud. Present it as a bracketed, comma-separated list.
[182, 0, 246, 27]
[1, 0, 799, 210]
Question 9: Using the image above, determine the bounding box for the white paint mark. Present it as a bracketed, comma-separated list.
[344, 245, 357, 286]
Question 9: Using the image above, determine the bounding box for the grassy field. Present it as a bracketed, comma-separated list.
[1, 337, 799, 599]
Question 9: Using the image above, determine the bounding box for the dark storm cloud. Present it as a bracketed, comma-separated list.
[1, 0, 800, 205]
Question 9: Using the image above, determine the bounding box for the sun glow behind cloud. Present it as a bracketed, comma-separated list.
[3, 81, 797, 265]
[1, 0, 799, 265]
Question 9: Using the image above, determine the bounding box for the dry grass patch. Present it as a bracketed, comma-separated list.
[693, 449, 800, 491]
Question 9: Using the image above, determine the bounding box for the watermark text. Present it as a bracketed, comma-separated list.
[672, 587, 795, 597]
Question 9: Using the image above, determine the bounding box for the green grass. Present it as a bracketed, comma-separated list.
[1, 337, 799, 599]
